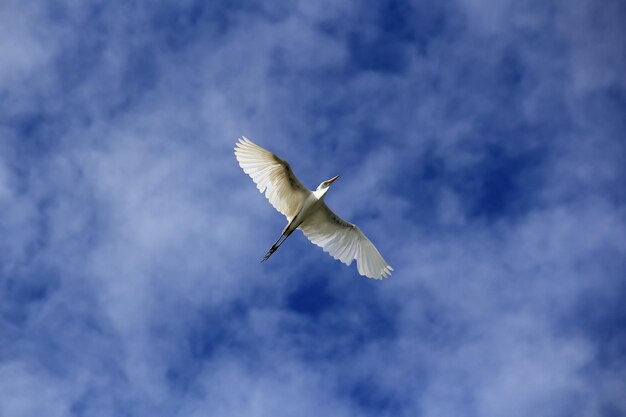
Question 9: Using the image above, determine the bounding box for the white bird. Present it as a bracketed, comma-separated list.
[234, 137, 393, 279]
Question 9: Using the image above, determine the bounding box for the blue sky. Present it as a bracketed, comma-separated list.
[1, 0, 625, 416]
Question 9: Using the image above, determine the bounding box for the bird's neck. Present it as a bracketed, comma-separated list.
[313, 188, 328, 199]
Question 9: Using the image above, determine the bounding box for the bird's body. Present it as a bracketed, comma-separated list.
[287, 192, 319, 234]
[234, 137, 393, 279]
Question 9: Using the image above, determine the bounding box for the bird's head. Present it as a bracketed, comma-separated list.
[316, 175, 339, 196]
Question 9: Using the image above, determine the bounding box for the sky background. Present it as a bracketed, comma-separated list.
[1, 0, 625, 416]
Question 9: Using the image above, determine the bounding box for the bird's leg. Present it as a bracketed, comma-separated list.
[261, 225, 297, 262]
[261, 233, 286, 262]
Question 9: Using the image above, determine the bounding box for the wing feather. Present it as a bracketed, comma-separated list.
[234, 137, 310, 219]
[299, 203, 393, 279]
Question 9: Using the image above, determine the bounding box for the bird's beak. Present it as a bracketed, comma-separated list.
[327, 175, 340, 184]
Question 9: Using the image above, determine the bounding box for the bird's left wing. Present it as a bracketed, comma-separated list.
[234, 137, 310, 219]
[299, 202, 393, 279]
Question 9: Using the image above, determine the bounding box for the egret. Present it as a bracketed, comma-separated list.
[234, 137, 393, 279]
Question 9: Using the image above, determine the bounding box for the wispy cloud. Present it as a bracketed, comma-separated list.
[1, 0, 624, 416]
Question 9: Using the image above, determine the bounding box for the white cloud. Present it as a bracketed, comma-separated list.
[1, 1, 624, 416]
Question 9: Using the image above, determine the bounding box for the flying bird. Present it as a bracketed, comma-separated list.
[234, 137, 393, 279]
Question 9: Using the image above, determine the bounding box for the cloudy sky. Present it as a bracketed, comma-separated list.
[1, 0, 625, 416]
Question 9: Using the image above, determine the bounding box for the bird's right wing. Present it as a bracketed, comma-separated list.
[299, 202, 393, 279]
[234, 137, 311, 219]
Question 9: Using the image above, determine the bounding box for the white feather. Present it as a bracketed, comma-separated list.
[234, 137, 309, 219]
[299, 203, 393, 279]
[235, 137, 393, 279]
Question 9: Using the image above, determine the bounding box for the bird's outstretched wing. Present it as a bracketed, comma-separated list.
[234, 137, 310, 219]
[299, 203, 393, 279]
